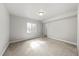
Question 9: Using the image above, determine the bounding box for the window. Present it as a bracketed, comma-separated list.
[27, 22, 37, 33]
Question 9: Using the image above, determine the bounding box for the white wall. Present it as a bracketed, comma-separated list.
[45, 16, 77, 45]
[0, 4, 10, 55]
[42, 23, 47, 36]
[10, 15, 42, 43]
[77, 5, 79, 55]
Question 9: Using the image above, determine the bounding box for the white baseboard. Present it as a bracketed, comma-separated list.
[9, 37, 41, 43]
[10, 37, 77, 46]
[48, 37, 77, 46]
[9, 38, 27, 43]
[1, 41, 9, 56]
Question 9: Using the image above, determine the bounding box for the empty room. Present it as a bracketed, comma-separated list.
[0, 3, 79, 56]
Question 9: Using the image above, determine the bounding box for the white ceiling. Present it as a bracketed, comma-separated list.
[5, 3, 77, 20]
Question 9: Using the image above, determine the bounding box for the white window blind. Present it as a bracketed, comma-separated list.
[27, 22, 37, 33]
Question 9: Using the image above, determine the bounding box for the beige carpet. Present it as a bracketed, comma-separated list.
[3, 38, 77, 56]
